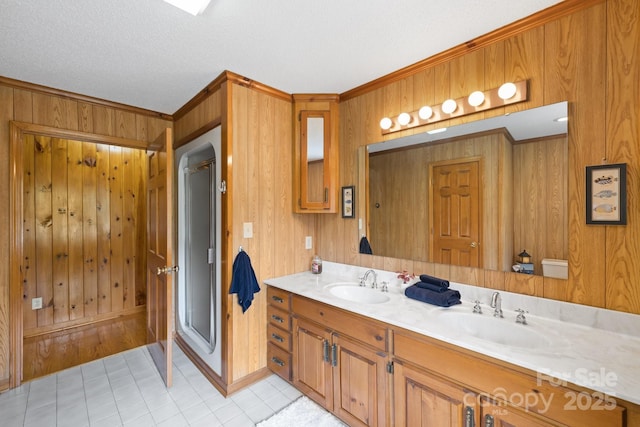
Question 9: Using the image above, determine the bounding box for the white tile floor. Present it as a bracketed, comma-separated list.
[0, 344, 302, 426]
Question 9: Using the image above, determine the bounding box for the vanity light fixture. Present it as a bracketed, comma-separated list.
[380, 117, 393, 130]
[468, 91, 485, 107]
[441, 99, 457, 114]
[418, 106, 433, 120]
[379, 80, 528, 135]
[498, 82, 517, 100]
[163, 0, 212, 15]
[397, 112, 412, 126]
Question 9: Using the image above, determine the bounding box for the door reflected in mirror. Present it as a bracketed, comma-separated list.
[361, 102, 568, 275]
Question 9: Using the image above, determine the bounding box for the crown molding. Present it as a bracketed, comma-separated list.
[0, 76, 172, 120]
[340, 0, 605, 101]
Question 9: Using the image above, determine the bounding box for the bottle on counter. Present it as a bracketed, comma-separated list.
[311, 255, 323, 274]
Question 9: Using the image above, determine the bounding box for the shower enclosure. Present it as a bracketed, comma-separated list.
[175, 127, 222, 375]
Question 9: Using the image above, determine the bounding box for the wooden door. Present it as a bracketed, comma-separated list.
[293, 317, 333, 409]
[394, 362, 479, 427]
[146, 129, 175, 387]
[332, 334, 389, 427]
[430, 159, 481, 267]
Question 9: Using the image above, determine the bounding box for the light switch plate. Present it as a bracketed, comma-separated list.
[305, 236, 312, 249]
[32, 297, 42, 310]
[243, 222, 253, 238]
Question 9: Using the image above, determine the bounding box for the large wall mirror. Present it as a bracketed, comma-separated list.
[358, 102, 568, 275]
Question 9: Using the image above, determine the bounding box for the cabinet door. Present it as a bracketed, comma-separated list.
[292, 95, 339, 213]
[292, 317, 333, 409]
[332, 334, 389, 427]
[480, 398, 556, 427]
[394, 362, 479, 427]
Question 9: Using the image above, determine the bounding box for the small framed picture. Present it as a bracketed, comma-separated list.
[586, 163, 627, 225]
[341, 185, 355, 218]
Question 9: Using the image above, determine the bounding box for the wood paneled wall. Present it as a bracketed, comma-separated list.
[21, 135, 147, 335]
[0, 79, 171, 388]
[512, 135, 569, 273]
[173, 76, 315, 387]
[319, 0, 640, 314]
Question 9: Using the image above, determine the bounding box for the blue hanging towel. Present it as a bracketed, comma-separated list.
[359, 236, 373, 255]
[229, 250, 261, 313]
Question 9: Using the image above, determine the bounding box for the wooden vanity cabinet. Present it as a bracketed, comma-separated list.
[266, 287, 293, 381]
[267, 287, 626, 427]
[292, 295, 390, 427]
[393, 328, 625, 427]
[292, 94, 339, 213]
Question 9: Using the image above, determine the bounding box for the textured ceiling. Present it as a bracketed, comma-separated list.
[0, 0, 562, 114]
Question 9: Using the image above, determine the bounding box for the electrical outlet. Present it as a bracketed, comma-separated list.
[32, 297, 42, 310]
[305, 236, 312, 250]
[243, 222, 253, 238]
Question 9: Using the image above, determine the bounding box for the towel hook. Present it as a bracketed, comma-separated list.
[238, 246, 244, 253]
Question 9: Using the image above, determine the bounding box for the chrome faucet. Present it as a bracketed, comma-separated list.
[515, 309, 528, 325]
[360, 269, 378, 288]
[490, 292, 503, 318]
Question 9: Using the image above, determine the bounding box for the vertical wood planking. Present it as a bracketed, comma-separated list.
[32, 93, 78, 130]
[96, 144, 111, 313]
[13, 89, 33, 122]
[134, 150, 147, 306]
[109, 146, 124, 312]
[22, 135, 38, 330]
[503, 27, 545, 112]
[78, 102, 93, 133]
[82, 142, 98, 316]
[92, 106, 116, 137]
[605, 0, 640, 312]
[67, 139, 84, 320]
[122, 148, 136, 310]
[544, 3, 607, 306]
[51, 138, 69, 324]
[34, 136, 54, 326]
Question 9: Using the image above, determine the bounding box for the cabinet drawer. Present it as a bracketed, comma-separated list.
[267, 287, 291, 310]
[267, 342, 292, 381]
[267, 305, 291, 331]
[267, 323, 292, 351]
[292, 295, 388, 352]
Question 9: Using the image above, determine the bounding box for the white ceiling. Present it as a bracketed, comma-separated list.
[0, 0, 562, 115]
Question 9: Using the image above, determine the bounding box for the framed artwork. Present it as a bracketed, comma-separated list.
[586, 163, 627, 225]
[342, 185, 355, 218]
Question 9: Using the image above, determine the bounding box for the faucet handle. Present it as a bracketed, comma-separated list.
[380, 281, 389, 292]
[473, 300, 482, 314]
[515, 308, 528, 325]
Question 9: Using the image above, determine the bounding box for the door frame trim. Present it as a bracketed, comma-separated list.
[8, 121, 150, 388]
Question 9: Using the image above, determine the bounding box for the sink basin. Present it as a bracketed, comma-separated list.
[326, 282, 390, 304]
[438, 311, 561, 349]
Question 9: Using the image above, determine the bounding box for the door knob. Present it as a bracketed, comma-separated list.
[470, 241, 478, 248]
[157, 265, 179, 275]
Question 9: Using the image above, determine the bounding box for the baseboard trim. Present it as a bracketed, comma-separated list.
[174, 334, 271, 397]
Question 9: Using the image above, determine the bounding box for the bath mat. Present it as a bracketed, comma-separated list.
[257, 396, 347, 427]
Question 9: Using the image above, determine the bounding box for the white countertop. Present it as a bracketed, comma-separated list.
[264, 262, 640, 406]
